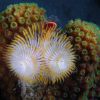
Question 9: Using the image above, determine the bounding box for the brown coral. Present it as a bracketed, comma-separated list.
[0, 3, 46, 43]
[62, 19, 98, 99]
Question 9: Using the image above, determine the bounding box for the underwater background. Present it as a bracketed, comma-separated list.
[0, 0, 100, 27]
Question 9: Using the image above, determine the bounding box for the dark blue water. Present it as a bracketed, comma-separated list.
[0, 0, 100, 27]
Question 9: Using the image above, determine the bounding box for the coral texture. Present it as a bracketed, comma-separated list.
[0, 3, 46, 43]
[63, 19, 98, 99]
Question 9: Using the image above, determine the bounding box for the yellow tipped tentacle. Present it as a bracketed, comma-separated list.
[4, 23, 44, 84]
[42, 28, 76, 83]
[4, 22, 76, 84]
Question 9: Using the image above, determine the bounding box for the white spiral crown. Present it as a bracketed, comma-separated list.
[4, 22, 76, 84]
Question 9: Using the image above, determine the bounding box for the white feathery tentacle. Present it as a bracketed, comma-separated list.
[42, 31, 76, 83]
[5, 24, 44, 84]
[4, 23, 76, 84]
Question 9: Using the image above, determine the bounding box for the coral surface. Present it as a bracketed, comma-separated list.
[0, 3, 100, 100]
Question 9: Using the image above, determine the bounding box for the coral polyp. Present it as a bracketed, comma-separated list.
[63, 19, 99, 99]
[65, 19, 98, 63]
[0, 3, 46, 43]
[4, 22, 76, 84]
